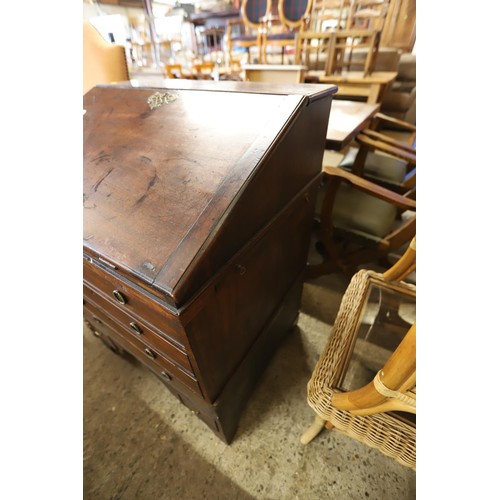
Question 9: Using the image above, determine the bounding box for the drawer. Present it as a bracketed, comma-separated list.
[83, 283, 193, 374]
[84, 301, 203, 398]
[83, 258, 186, 347]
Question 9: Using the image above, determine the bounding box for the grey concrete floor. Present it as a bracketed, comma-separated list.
[83, 267, 416, 499]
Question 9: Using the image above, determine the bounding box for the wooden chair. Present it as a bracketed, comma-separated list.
[83, 21, 129, 95]
[346, 0, 390, 30]
[164, 63, 192, 79]
[338, 112, 416, 194]
[294, 31, 334, 72]
[301, 238, 416, 470]
[325, 28, 381, 77]
[306, 167, 416, 279]
[196, 26, 225, 62]
[192, 62, 215, 79]
[226, 0, 271, 64]
[260, 0, 313, 63]
[306, 0, 352, 32]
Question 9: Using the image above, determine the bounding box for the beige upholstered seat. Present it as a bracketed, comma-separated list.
[339, 147, 409, 185]
[83, 21, 129, 95]
[329, 183, 399, 240]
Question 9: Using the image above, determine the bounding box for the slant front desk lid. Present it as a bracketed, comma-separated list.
[83, 83, 336, 306]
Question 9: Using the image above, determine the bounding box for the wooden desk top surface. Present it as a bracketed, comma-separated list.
[120, 77, 336, 102]
[326, 100, 380, 150]
[83, 83, 337, 300]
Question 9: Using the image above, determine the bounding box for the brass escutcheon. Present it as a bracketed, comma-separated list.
[147, 91, 178, 110]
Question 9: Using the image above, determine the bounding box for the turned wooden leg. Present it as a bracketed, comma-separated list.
[300, 414, 326, 444]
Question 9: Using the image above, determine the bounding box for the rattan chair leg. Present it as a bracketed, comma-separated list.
[300, 414, 326, 444]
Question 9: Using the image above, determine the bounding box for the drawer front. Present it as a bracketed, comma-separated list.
[83, 283, 193, 374]
[84, 300, 203, 398]
[83, 258, 186, 347]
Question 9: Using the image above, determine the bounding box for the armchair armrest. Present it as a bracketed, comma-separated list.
[306, 167, 416, 279]
[356, 132, 416, 163]
[372, 112, 416, 133]
[322, 166, 416, 211]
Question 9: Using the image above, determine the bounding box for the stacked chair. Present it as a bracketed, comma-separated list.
[293, 0, 391, 82]
[226, 0, 392, 79]
[226, 0, 271, 64]
[260, 0, 313, 63]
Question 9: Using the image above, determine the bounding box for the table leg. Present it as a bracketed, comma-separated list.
[367, 83, 382, 104]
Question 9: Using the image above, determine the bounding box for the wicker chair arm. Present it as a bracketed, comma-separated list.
[330, 323, 416, 415]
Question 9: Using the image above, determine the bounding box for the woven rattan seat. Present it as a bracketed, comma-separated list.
[301, 238, 416, 470]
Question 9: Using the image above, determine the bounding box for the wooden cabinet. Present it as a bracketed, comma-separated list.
[83, 81, 336, 443]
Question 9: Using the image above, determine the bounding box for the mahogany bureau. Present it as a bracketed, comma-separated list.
[83, 81, 337, 443]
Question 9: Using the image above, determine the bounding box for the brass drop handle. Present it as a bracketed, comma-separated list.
[129, 322, 143, 335]
[144, 347, 156, 359]
[161, 370, 172, 381]
[112, 290, 127, 305]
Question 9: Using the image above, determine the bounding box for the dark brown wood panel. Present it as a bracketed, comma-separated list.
[170, 96, 332, 304]
[84, 301, 203, 398]
[84, 86, 304, 301]
[83, 258, 187, 347]
[111, 80, 336, 101]
[83, 283, 193, 374]
[183, 180, 319, 401]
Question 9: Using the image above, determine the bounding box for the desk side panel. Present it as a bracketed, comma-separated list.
[169, 94, 332, 305]
[181, 179, 319, 402]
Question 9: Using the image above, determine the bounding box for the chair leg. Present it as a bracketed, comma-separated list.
[300, 414, 326, 444]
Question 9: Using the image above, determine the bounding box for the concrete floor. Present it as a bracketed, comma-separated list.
[83, 266, 416, 499]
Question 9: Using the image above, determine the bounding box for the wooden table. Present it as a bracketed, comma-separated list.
[308, 70, 398, 104]
[242, 64, 308, 84]
[326, 100, 380, 151]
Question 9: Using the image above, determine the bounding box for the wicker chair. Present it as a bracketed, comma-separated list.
[300, 238, 416, 470]
[324, 28, 382, 77]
